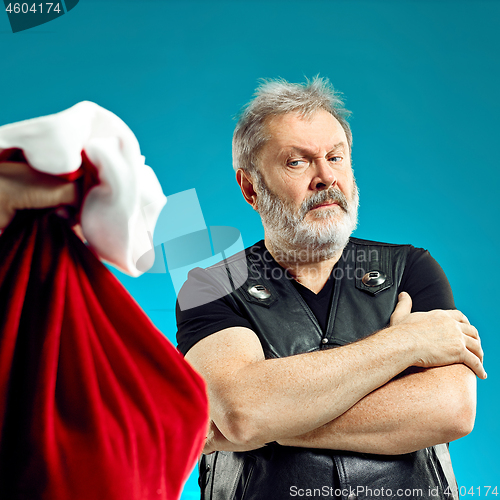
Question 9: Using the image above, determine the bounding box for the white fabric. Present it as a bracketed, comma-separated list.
[0, 101, 167, 277]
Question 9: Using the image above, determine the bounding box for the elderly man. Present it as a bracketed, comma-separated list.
[176, 77, 485, 500]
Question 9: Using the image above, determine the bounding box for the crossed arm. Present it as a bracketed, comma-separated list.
[185, 293, 484, 456]
[277, 363, 476, 454]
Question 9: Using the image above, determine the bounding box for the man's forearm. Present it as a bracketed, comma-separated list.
[187, 296, 484, 449]
[277, 364, 476, 454]
[202, 325, 422, 447]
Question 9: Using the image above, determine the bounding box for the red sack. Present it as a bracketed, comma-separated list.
[0, 207, 208, 499]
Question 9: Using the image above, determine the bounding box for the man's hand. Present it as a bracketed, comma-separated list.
[0, 161, 78, 229]
[390, 292, 486, 379]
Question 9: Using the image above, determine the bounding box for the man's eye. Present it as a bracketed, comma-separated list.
[287, 160, 307, 167]
[329, 156, 342, 163]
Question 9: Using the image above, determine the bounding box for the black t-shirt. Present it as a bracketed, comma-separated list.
[176, 240, 455, 356]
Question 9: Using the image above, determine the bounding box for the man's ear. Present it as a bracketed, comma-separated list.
[236, 169, 258, 210]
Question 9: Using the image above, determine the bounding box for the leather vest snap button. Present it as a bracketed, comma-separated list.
[248, 284, 271, 300]
[362, 270, 386, 287]
[321, 338, 328, 344]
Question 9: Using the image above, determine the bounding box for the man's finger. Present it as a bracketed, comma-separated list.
[462, 348, 487, 380]
[390, 292, 412, 325]
[446, 309, 470, 325]
[27, 181, 77, 211]
[461, 323, 480, 341]
[464, 335, 484, 364]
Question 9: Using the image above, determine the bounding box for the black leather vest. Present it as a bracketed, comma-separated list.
[198, 238, 458, 500]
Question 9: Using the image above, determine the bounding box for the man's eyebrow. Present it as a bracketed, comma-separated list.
[282, 141, 347, 157]
[327, 141, 347, 152]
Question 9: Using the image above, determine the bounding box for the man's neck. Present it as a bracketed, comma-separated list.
[264, 237, 343, 294]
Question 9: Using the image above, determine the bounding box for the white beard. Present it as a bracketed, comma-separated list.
[253, 170, 359, 263]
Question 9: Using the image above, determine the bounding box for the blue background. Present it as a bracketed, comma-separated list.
[1, 0, 498, 495]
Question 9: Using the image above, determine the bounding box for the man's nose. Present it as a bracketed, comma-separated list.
[310, 159, 336, 190]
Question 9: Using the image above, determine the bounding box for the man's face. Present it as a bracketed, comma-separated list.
[252, 109, 358, 260]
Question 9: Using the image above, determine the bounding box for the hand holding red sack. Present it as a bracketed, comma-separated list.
[0, 158, 78, 229]
[0, 104, 208, 500]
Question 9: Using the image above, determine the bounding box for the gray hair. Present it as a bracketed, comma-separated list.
[232, 76, 352, 174]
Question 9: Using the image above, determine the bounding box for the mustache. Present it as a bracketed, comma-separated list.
[300, 188, 349, 216]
